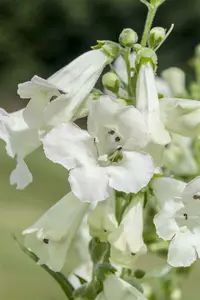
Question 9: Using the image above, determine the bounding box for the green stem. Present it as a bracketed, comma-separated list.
[141, 4, 158, 47]
[123, 48, 134, 97]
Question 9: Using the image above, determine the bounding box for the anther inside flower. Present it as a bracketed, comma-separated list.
[43, 95, 155, 202]
[153, 177, 200, 267]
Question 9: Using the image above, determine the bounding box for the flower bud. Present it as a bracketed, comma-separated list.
[119, 28, 138, 47]
[149, 27, 166, 48]
[92, 40, 120, 62]
[102, 72, 120, 94]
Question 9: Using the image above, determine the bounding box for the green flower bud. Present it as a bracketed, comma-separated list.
[149, 27, 166, 48]
[102, 72, 120, 93]
[133, 43, 142, 53]
[92, 40, 120, 63]
[119, 28, 138, 47]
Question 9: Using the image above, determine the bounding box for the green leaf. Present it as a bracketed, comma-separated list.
[13, 235, 74, 300]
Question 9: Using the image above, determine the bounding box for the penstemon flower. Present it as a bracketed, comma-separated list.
[153, 176, 200, 267]
[108, 193, 147, 268]
[23, 192, 89, 271]
[43, 95, 154, 202]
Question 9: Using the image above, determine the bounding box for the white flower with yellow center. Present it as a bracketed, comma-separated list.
[153, 176, 200, 267]
[43, 96, 154, 202]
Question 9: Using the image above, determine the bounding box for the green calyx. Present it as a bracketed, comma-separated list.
[149, 27, 166, 48]
[136, 47, 157, 71]
[92, 40, 120, 62]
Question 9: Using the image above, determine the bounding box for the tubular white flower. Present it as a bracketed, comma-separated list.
[153, 176, 200, 267]
[108, 194, 147, 268]
[88, 195, 118, 242]
[0, 109, 40, 189]
[23, 192, 89, 272]
[18, 50, 109, 129]
[163, 133, 198, 176]
[95, 275, 147, 300]
[136, 62, 171, 145]
[43, 96, 154, 202]
[160, 98, 200, 137]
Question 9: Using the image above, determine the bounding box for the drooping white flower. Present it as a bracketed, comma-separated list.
[108, 194, 147, 268]
[18, 50, 110, 129]
[43, 96, 154, 202]
[0, 109, 40, 189]
[160, 98, 200, 137]
[153, 176, 200, 267]
[163, 133, 198, 176]
[95, 275, 147, 300]
[23, 192, 89, 272]
[136, 62, 171, 146]
[88, 195, 118, 242]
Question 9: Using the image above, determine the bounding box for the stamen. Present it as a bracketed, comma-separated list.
[193, 194, 200, 200]
[115, 136, 121, 142]
[183, 213, 188, 220]
[103, 229, 107, 232]
[43, 238, 49, 244]
[108, 129, 115, 135]
[131, 252, 136, 256]
[117, 146, 122, 151]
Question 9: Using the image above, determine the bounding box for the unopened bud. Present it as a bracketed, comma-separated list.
[149, 27, 166, 48]
[119, 28, 138, 48]
[102, 72, 120, 93]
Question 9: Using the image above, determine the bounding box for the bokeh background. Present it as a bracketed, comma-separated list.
[1, 0, 200, 299]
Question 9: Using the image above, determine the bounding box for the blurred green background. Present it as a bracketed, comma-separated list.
[1, 0, 200, 299]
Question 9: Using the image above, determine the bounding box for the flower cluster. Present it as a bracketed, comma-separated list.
[2, 1, 200, 299]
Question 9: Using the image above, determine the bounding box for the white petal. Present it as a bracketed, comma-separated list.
[88, 95, 149, 151]
[88, 195, 117, 242]
[10, 157, 33, 189]
[107, 151, 154, 194]
[181, 176, 200, 203]
[154, 199, 183, 240]
[103, 275, 147, 300]
[43, 50, 108, 126]
[152, 177, 186, 206]
[136, 62, 171, 145]
[23, 192, 89, 271]
[160, 98, 200, 137]
[69, 165, 110, 203]
[168, 230, 197, 267]
[43, 122, 96, 170]
[155, 76, 172, 97]
[161, 67, 186, 96]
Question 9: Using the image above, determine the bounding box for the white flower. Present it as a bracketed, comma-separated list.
[95, 275, 147, 300]
[108, 194, 147, 268]
[22, 192, 89, 272]
[18, 49, 109, 129]
[43, 96, 154, 202]
[153, 176, 200, 267]
[88, 195, 118, 242]
[0, 109, 40, 189]
[163, 133, 198, 176]
[160, 98, 200, 137]
[161, 67, 186, 96]
[136, 62, 171, 146]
